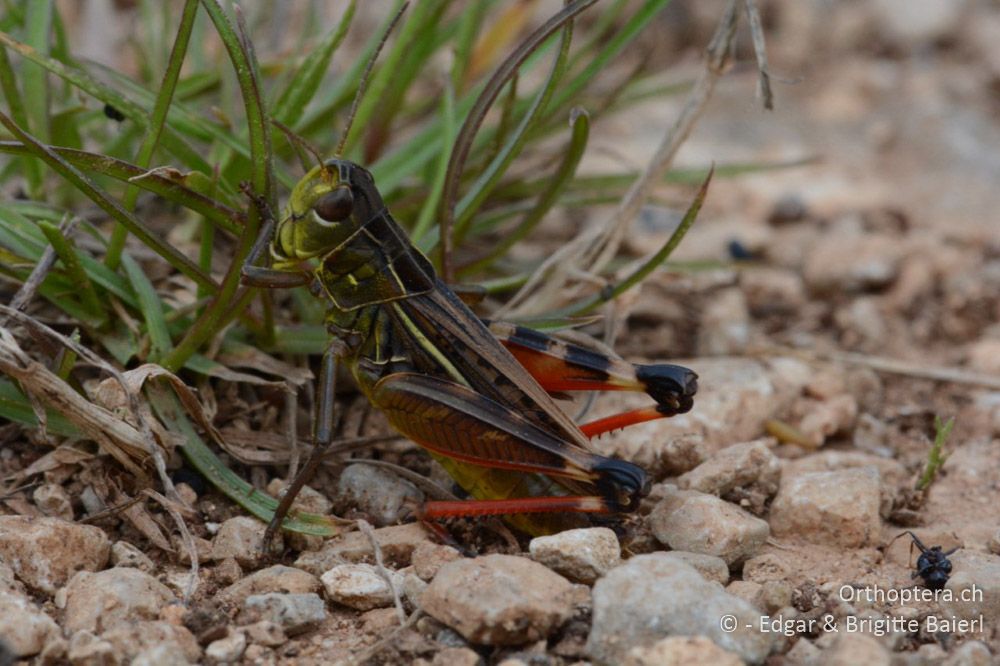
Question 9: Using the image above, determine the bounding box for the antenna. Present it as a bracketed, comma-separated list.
[272, 119, 324, 171]
[334, 1, 409, 157]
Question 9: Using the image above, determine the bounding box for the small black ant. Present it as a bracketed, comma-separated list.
[893, 531, 958, 590]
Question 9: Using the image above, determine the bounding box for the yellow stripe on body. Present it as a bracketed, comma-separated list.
[390, 303, 470, 388]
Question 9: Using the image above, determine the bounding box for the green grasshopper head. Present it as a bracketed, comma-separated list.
[271, 159, 385, 268]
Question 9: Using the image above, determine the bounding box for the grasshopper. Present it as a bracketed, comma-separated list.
[241, 158, 697, 539]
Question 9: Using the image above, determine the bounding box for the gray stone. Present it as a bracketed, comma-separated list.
[66, 630, 116, 666]
[132, 644, 194, 666]
[872, 0, 963, 46]
[336, 463, 424, 527]
[528, 527, 621, 584]
[240, 593, 327, 635]
[803, 233, 900, 294]
[321, 563, 402, 611]
[33, 483, 73, 520]
[211, 516, 280, 568]
[242, 620, 288, 647]
[205, 630, 247, 664]
[659, 551, 730, 585]
[741, 267, 807, 314]
[294, 522, 430, 574]
[769, 467, 881, 547]
[0, 561, 24, 595]
[265, 478, 333, 515]
[943, 551, 1000, 623]
[624, 636, 744, 666]
[0, 591, 59, 657]
[420, 554, 576, 646]
[679, 438, 781, 499]
[216, 565, 320, 607]
[697, 287, 750, 355]
[63, 567, 175, 633]
[820, 633, 890, 666]
[650, 487, 769, 565]
[0, 516, 110, 594]
[942, 640, 993, 666]
[412, 542, 462, 582]
[110, 540, 155, 572]
[101, 620, 201, 664]
[586, 554, 775, 664]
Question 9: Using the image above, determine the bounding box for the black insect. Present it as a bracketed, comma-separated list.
[900, 531, 957, 590]
[103, 103, 126, 122]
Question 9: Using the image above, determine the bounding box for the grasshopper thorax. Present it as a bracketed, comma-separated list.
[272, 159, 384, 267]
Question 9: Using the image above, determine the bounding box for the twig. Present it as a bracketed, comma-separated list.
[357, 519, 407, 626]
[145, 488, 199, 603]
[77, 495, 144, 524]
[285, 387, 300, 480]
[743, 0, 774, 110]
[802, 348, 1000, 390]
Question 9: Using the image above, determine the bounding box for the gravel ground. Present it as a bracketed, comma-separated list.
[2, 1, 1000, 664]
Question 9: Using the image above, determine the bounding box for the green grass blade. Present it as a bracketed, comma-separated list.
[38, 220, 106, 324]
[336, 0, 419, 158]
[148, 385, 341, 536]
[547, 0, 673, 115]
[0, 142, 244, 232]
[558, 166, 712, 317]
[161, 0, 275, 372]
[451, 12, 576, 245]
[459, 107, 590, 277]
[0, 379, 79, 438]
[0, 30, 214, 174]
[21, 1, 52, 146]
[439, 0, 598, 278]
[106, 0, 200, 270]
[121, 253, 173, 361]
[0, 43, 43, 194]
[0, 111, 218, 292]
[410, 77, 455, 244]
[272, 0, 356, 127]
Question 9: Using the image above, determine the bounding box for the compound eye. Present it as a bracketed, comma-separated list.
[314, 187, 354, 222]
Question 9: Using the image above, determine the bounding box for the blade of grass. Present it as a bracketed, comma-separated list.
[336, 0, 423, 158]
[362, 1, 450, 163]
[148, 384, 342, 536]
[0, 378, 79, 437]
[452, 1, 488, 91]
[121, 253, 173, 362]
[292, 0, 407, 141]
[0, 30, 213, 174]
[410, 76, 455, 244]
[552, 167, 712, 318]
[161, 0, 275, 372]
[0, 207, 137, 308]
[917, 416, 953, 491]
[439, 0, 599, 281]
[22, 1, 52, 146]
[0, 43, 43, 194]
[545, 0, 673, 118]
[0, 142, 244, 232]
[106, 0, 200, 271]
[37, 219, 106, 324]
[0, 111, 219, 292]
[458, 107, 589, 277]
[272, 0, 356, 128]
